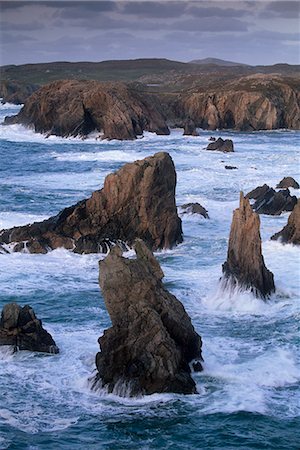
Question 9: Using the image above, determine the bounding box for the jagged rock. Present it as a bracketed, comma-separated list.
[271, 199, 300, 245]
[246, 184, 270, 200]
[183, 118, 199, 136]
[181, 203, 209, 218]
[94, 240, 203, 396]
[0, 244, 9, 254]
[276, 177, 299, 189]
[209, 136, 216, 141]
[0, 153, 183, 254]
[222, 193, 275, 298]
[249, 186, 297, 215]
[4, 80, 170, 140]
[206, 137, 234, 152]
[225, 165, 238, 170]
[0, 303, 59, 353]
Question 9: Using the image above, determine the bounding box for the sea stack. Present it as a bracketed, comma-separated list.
[222, 193, 275, 299]
[0, 303, 59, 353]
[271, 199, 300, 245]
[0, 152, 183, 254]
[94, 239, 203, 396]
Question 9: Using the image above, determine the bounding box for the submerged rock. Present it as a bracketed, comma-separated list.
[0, 303, 59, 353]
[222, 193, 275, 298]
[183, 118, 199, 136]
[246, 184, 297, 215]
[181, 203, 209, 218]
[4, 80, 170, 140]
[225, 165, 238, 170]
[276, 177, 299, 189]
[94, 240, 203, 396]
[271, 199, 300, 245]
[206, 137, 234, 152]
[0, 152, 183, 254]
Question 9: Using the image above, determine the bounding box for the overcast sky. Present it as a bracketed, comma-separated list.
[1, 0, 299, 66]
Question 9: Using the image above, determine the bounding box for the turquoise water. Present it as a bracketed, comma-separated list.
[0, 104, 299, 449]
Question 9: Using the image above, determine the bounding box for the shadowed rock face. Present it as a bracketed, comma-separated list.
[4, 80, 170, 140]
[183, 118, 199, 136]
[0, 152, 183, 254]
[94, 240, 203, 396]
[276, 177, 299, 189]
[271, 199, 300, 245]
[222, 193, 275, 299]
[246, 185, 297, 215]
[0, 303, 59, 353]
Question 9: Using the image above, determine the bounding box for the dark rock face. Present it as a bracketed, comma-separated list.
[0, 153, 183, 254]
[225, 165, 238, 170]
[222, 193, 275, 299]
[4, 80, 170, 140]
[276, 177, 299, 189]
[0, 303, 59, 353]
[247, 185, 297, 215]
[181, 203, 209, 218]
[271, 199, 300, 245]
[183, 118, 199, 136]
[206, 137, 234, 152]
[0, 80, 39, 104]
[94, 240, 203, 396]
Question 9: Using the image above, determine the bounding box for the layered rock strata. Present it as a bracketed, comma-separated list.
[246, 184, 297, 215]
[222, 193, 275, 298]
[0, 153, 183, 254]
[4, 80, 170, 140]
[94, 239, 203, 396]
[0, 303, 59, 353]
[271, 199, 300, 245]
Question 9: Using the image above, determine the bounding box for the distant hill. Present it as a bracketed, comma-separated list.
[190, 58, 250, 67]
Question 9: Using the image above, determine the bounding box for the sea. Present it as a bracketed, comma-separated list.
[0, 103, 299, 450]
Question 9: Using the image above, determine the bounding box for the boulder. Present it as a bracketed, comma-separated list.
[225, 165, 238, 170]
[206, 137, 234, 152]
[181, 203, 209, 218]
[246, 184, 297, 215]
[0, 152, 183, 254]
[94, 240, 203, 396]
[222, 193, 275, 298]
[276, 177, 299, 189]
[271, 199, 300, 245]
[4, 80, 170, 140]
[246, 184, 270, 200]
[0, 303, 59, 353]
[183, 118, 199, 136]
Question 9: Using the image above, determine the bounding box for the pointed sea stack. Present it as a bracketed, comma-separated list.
[0, 152, 183, 254]
[0, 303, 59, 353]
[222, 193, 275, 298]
[271, 199, 300, 245]
[94, 239, 203, 396]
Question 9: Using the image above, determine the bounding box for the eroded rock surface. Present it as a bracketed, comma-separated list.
[94, 240, 203, 396]
[222, 193, 275, 298]
[183, 118, 199, 136]
[206, 137, 234, 152]
[181, 203, 209, 218]
[276, 177, 299, 189]
[4, 80, 170, 140]
[246, 185, 297, 215]
[0, 303, 59, 353]
[0, 153, 183, 254]
[271, 199, 300, 245]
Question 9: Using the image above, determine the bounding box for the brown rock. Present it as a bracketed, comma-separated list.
[4, 80, 170, 140]
[94, 240, 203, 396]
[0, 80, 39, 104]
[183, 118, 199, 136]
[181, 203, 209, 218]
[0, 303, 59, 353]
[206, 137, 234, 152]
[276, 177, 299, 189]
[246, 184, 270, 200]
[0, 152, 183, 254]
[251, 187, 297, 215]
[222, 193, 275, 298]
[271, 199, 300, 245]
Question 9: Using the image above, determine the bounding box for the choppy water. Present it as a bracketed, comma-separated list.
[0, 104, 299, 449]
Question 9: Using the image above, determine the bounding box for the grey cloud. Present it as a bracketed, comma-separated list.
[120, 1, 188, 18]
[1, 20, 43, 31]
[261, 1, 300, 18]
[186, 5, 249, 18]
[1, 32, 37, 43]
[168, 17, 249, 32]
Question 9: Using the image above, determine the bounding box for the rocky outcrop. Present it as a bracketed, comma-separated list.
[183, 118, 199, 136]
[4, 80, 170, 140]
[0, 80, 39, 104]
[271, 199, 300, 245]
[0, 303, 59, 353]
[206, 137, 234, 152]
[222, 193, 275, 298]
[246, 185, 297, 215]
[94, 240, 203, 396]
[0, 153, 183, 254]
[276, 177, 299, 189]
[175, 75, 300, 131]
[181, 203, 209, 218]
